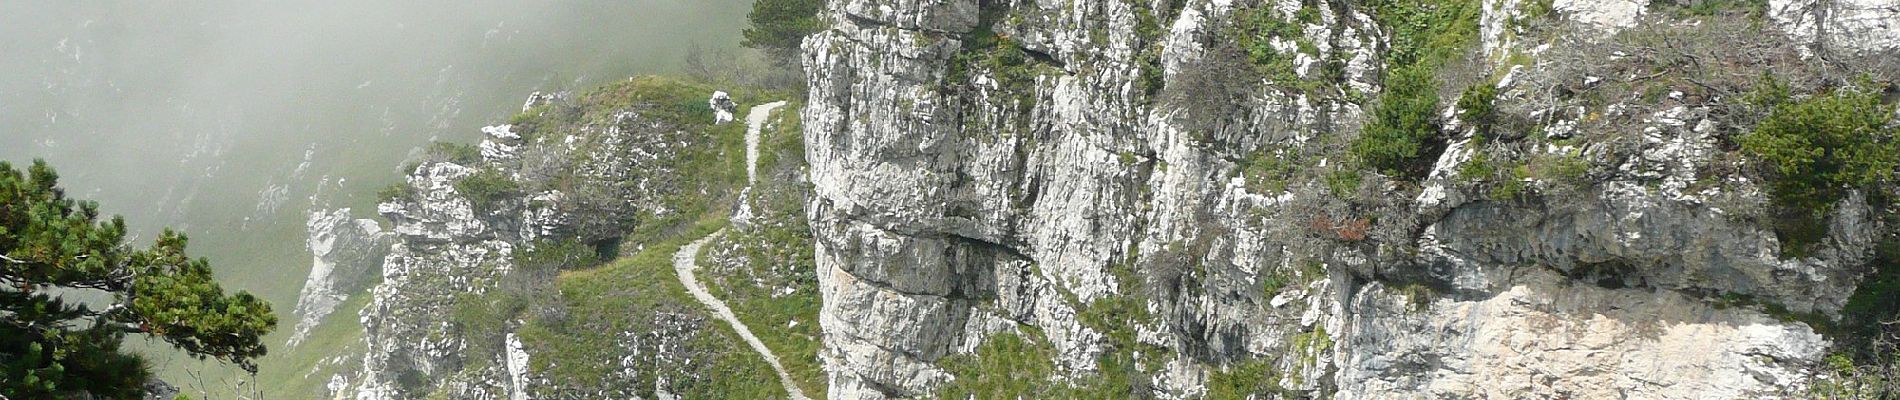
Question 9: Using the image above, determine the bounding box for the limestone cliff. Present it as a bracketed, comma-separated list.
[799, 0, 1900, 398]
[289, 209, 392, 347]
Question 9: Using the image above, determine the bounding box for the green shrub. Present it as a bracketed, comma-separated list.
[1739, 85, 1899, 255]
[1818, 235, 1900, 397]
[1353, 65, 1444, 176]
[428, 141, 483, 166]
[1534, 150, 1590, 184]
[1241, 150, 1299, 193]
[1457, 84, 1498, 137]
[1134, 4, 1169, 98]
[377, 183, 415, 203]
[1346, 0, 1482, 180]
[1295, 5, 1322, 24]
[1488, 164, 1532, 201]
[1326, 168, 1364, 198]
[1515, 0, 1555, 28]
[1070, 294, 1167, 398]
[1457, 151, 1495, 182]
[1838, 238, 1900, 343]
[454, 169, 520, 212]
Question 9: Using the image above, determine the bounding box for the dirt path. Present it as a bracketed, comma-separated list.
[747, 101, 788, 184]
[672, 101, 808, 399]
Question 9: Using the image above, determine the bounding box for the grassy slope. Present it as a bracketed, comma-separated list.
[478, 76, 802, 398]
[697, 104, 828, 397]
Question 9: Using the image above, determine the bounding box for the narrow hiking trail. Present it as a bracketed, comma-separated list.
[672, 100, 810, 400]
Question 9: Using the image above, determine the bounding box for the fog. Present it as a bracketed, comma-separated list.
[1, 0, 752, 393]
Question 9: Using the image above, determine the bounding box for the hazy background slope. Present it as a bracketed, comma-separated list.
[0, 0, 751, 394]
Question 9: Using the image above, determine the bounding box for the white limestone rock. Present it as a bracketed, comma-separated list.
[710, 91, 737, 125]
[290, 208, 392, 347]
[799, 0, 1873, 398]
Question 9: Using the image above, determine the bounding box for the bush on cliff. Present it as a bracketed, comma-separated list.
[1740, 83, 1899, 255]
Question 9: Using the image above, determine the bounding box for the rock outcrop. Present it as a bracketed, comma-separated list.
[290, 208, 394, 346]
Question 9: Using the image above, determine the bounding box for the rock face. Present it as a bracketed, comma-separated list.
[290, 208, 394, 346]
[799, 0, 1895, 398]
[352, 160, 522, 400]
[1334, 271, 1829, 399]
[1770, 0, 1900, 57]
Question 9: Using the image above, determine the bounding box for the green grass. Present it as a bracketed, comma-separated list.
[1231, 5, 1311, 88]
[1205, 356, 1291, 400]
[930, 261, 1171, 397]
[502, 76, 761, 246]
[936, 329, 1061, 399]
[250, 294, 370, 399]
[941, 1, 1062, 126]
[514, 214, 787, 398]
[1287, 326, 1333, 386]
[495, 76, 793, 396]
[697, 103, 827, 397]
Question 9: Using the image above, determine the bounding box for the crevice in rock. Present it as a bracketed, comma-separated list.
[834, 268, 959, 299]
[1017, 45, 1068, 70]
[1562, 259, 1650, 290]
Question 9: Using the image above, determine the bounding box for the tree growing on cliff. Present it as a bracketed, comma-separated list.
[741, 0, 825, 64]
[1, 160, 276, 399]
[1739, 83, 1900, 255]
[1353, 65, 1446, 177]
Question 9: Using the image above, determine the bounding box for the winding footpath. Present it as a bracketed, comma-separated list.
[673, 100, 811, 400]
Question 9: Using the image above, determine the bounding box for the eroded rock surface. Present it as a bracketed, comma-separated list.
[799, 0, 1896, 398]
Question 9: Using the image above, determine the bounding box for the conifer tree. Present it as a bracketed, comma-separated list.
[741, 0, 825, 64]
[1, 159, 276, 399]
